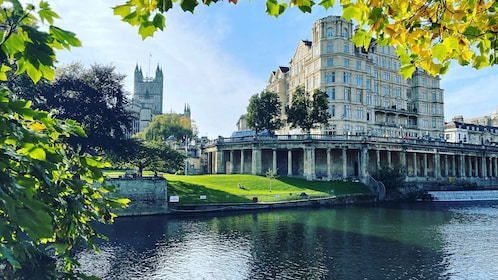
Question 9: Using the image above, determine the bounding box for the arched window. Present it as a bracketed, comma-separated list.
[342, 28, 348, 38]
[326, 27, 334, 38]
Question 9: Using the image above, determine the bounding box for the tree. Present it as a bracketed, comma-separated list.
[106, 139, 185, 177]
[373, 164, 406, 191]
[140, 113, 194, 141]
[0, 1, 128, 278]
[246, 91, 282, 135]
[113, 0, 498, 77]
[285, 86, 331, 133]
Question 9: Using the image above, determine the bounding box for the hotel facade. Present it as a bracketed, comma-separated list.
[266, 16, 445, 139]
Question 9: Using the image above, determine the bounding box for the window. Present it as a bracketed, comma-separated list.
[432, 118, 437, 128]
[329, 105, 335, 116]
[326, 87, 335, 100]
[373, 83, 378, 93]
[431, 79, 437, 87]
[356, 107, 364, 120]
[373, 69, 378, 78]
[327, 58, 334, 67]
[366, 65, 371, 74]
[366, 93, 372, 105]
[394, 87, 401, 97]
[344, 87, 351, 101]
[355, 74, 363, 86]
[422, 78, 427, 86]
[432, 91, 437, 101]
[366, 79, 371, 89]
[355, 90, 362, 102]
[387, 60, 391, 70]
[342, 28, 348, 37]
[383, 72, 390, 80]
[432, 104, 437, 114]
[381, 59, 385, 68]
[422, 90, 428, 100]
[344, 105, 351, 118]
[421, 104, 428, 113]
[344, 59, 349, 67]
[383, 85, 389, 95]
[395, 74, 401, 83]
[384, 99, 390, 108]
[374, 96, 379, 106]
[356, 61, 361, 70]
[325, 71, 335, 84]
[396, 101, 401, 110]
[344, 43, 349, 53]
[327, 43, 333, 53]
[326, 27, 334, 37]
[343, 72, 351, 84]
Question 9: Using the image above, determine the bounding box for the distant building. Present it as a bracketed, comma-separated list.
[126, 64, 164, 137]
[445, 110, 498, 145]
[266, 15, 445, 138]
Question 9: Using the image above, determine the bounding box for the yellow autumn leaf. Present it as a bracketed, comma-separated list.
[29, 122, 46, 131]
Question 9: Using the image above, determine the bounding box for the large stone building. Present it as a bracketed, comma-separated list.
[266, 16, 445, 138]
[127, 64, 164, 136]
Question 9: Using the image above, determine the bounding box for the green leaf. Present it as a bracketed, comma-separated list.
[432, 44, 447, 61]
[138, 23, 157, 40]
[266, 0, 287, 17]
[343, 4, 361, 21]
[0, 246, 21, 269]
[113, 4, 131, 17]
[180, 0, 199, 12]
[464, 26, 479, 39]
[38, 1, 60, 25]
[152, 14, 165, 31]
[158, 0, 173, 12]
[29, 147, 46, 161]
[50, 26, 82, 49]
[399, 64, 415, 78]
[318, 0, 335, 10]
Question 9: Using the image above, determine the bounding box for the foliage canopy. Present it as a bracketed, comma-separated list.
[114, 0, 498, 77]
[286, 86, 330, 133]
[246, 91, 283, 135]
[0, 1, 128, 278]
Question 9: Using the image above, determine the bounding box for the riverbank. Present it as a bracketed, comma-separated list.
[168, 193, 377, 214]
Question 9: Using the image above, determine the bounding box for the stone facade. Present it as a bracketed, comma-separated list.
[109, 177, 168, 216]
[266, 16, 445, 139]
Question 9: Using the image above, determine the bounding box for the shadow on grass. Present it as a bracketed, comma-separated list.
[277, 176, 371, 196]
[168, 181, 252, 204]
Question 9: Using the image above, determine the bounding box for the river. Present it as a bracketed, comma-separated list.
[77, 201, 498, 279]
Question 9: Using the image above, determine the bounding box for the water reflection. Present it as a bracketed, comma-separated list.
[78, 202, 498, 279]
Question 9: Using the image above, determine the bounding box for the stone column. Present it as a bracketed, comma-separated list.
[240, 150, 245, 174]
[387, 150, 392, 169]
[460, 155, 465, 177]
[287, 150, 292, 176]
[327, 148, 332, 179]
[303, 147, 315, 180]
[216, 150, 224, 174]
[400, 150, 406, 170]
[342, 147, 348, 179]
[229, 150, 234, 174]
[482, 156, 488, 178]
[451, 155, 456, 177]
[423, 153, 428, 177]
[413, 153, 418, 177]
[474, 156, 479, 177]
[434, 152, 441, 179]
[361, 147, 369, 181]
[444, 154, 449, 177]
[467, 156, 472, 176]
[251, 148, 261, 175]
[376, 150, 381, 172]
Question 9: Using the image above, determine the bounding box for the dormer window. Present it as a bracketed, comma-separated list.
[326, 27, 334, 38]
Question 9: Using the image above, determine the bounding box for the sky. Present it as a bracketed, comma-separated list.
[33, 1, 498, 138]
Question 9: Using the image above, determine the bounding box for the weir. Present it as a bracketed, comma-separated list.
[427, 190, 498, 201]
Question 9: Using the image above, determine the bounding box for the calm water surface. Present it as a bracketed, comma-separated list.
[78, 202, 498, 279]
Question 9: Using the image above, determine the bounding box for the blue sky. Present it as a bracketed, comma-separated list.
[42, 1, 498, 137]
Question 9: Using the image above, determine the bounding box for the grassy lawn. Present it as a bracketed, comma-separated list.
[166, 174, 370, 204]
[104, 171, 371, 205]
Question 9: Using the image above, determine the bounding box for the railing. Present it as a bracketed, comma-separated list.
[202, 134, 498, 152]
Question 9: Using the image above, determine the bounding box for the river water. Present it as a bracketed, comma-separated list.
[78, 201, 498, 279]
